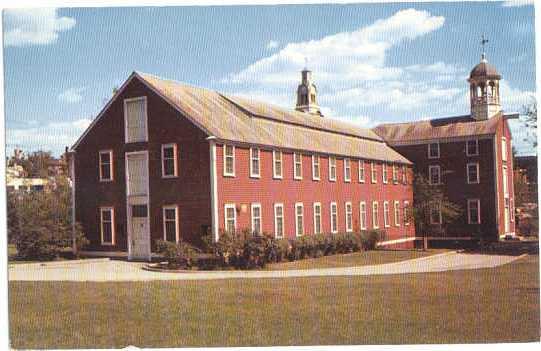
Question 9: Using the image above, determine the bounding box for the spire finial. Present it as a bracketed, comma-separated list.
[481, 35, 489, 62]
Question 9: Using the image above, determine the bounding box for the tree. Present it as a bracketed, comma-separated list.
[522, 97, 537, 149]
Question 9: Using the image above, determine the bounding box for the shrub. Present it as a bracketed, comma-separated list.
[360, 230, 382, 250]
[155, 240, 198, 269]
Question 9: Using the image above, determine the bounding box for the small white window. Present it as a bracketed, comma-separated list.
[402, 165, 407, 184]
[430, 202, 442, 225]
[344, 158, 351, 182]
[329, 157, 337, 181]
[394, 201, 400, 226]
[295, 203, 304, 237]
[124, 97, 148, 143]
[404, 201, 410, 226]
[313, 202, 322, 234]
[312, 155, 321, 180]
[223, 145, 235, 177]
[429, 165, 441, 185]
[382, 163, 388, 184]
[428, 143, 440, 159]
[251, 203, 262, 235]
[250, 147, 260, 178]
[359, 202, 367, 230]
[99, 150, 113, 182]
[372, 201, 379, 229]
[392, 164, 398, 184]
[273, 150, 283, 179]
[383, 201, 390, 228]
[162, 205, 179, 242]
[502, 137, 507, 162]
[466, 140, 479, 156]
[274, 203, 284, 239]
[371, 161, 377, 183]
[467, 199, 481, 224]
[467, 163, 480, 184]
[294, 152, 303, 180]
[224, 204, 236, 233]
[358, 160, 365, 183]
[330, 202, 338, 233]
[100, 207, 115, 245]
[161, 144, 178, 178]
[345, 202, 353, 232]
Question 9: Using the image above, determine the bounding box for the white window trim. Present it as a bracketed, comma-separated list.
[345, 201, 353, 232]
[123, 96, 148, 144]
[224, 203, 237, 233]
[223, 145, 235, 177]
[99, 150, 114, 182]
[273, 150, 283, 179]
[430, 202, 442, 225]
[359, 201, 367, 230]
[371, 161, 377, 183]
[428, 142, 440, 159]
[502, 137, 507, 162]
[428, 165, 441, 185]
[467, 199, 481, 224]
[312, 155, 321, 181]
[467, 162, 480, 184]
[466, 139, 479, 156]
[249, 147, 260, 178]
[100, 207, 115, 246]
[295, 202, 304, 237]
[383, 201, 390, 228]
[293, 152, 303, 180]
[372, 201, 379, 229]
[382, 163, 388, 184]
[313, 202, 322, 235]
[394, 201, 400, 227]
[274, 203, 284, 239]
[162, 205, 179, 243]
[358, 160, 365, 183]
[330, 202, 338, 234]
[404, 201, 410, 226]
[251, 203, 262, 235]
[161, 143, 178, 178]
[329, 156, 337, 182]
[344, 158, 351, 182]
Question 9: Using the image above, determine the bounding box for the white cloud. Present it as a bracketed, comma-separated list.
[501, 0, 534, 7]
[4, 8, 76, 47]
[266, 40, 279, 50]
[6, 119, 92, 156]
[58, 87, 85, 103]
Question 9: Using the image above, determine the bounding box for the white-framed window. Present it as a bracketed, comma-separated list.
[251, 203, 262, 235]
[162, 205, 179, 242]
[402, 165, 407, 184]
[99, 150, 113, 182]
[372, 201, 379, 229]
[161, 144, 178, 178]
[223, 145, 235, 177]
[394, 201, 400, 226]
[100, 207, 115, 245]
[467, 162, 480, 184]
[344, 158, 351, 182]
[466, 139, 479, 156]
[430, 202, 442, 225]
[295, 203, 304, 237]
[358, 160, 365, 183]
[329, 156, 337, 181]
[359, 201, 367, 230]
[345, 202, 353, 232]
[224, 204, 236, 233]
[294, 152, 302, 180]
[274, 203, 284, 238]
[503, 166, 509, 196]
[313, 202, 322, 235]
[330, 202, 338, 233]
[312, 155, 321, 181]
[404, 201, 410, 226]
[124, 96, 148, 143]
[428, 142, 440, 159]
[467, 199, 481, 224]
[392, 165, 398, 184]
[429, 165, 441, 185]
[383, 201, 390, 228]
[249, 147, 260, 178]
[502, 137, 507, 162]
[371, 161, 377, 183]
[273, 150, 283, 179]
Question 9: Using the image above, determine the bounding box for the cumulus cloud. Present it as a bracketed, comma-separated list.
[58, 87, 85, 103]
[501, 0, 534, 7]
[4, 8, 76, 47]
[266, 40, 279, 50]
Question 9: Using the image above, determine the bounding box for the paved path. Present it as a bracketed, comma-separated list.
[8, 252, 525, 282]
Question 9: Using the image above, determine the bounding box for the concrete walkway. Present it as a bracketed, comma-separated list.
[8, 251, 526, 282]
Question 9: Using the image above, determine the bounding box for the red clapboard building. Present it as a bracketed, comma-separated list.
[69, 70, 415, 260]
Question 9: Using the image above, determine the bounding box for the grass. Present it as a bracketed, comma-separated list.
[9, 254, 539, 348]
[265, 249, 450, 270]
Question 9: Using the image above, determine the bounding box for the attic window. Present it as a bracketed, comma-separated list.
[124, 97, 148, 143]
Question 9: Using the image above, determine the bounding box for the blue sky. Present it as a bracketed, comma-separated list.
[3, 1, 536, 156]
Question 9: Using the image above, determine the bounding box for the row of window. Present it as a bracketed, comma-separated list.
[224, 145, 408, 184]
[224, 201, 411, 238]
[428, 163, 480, 185]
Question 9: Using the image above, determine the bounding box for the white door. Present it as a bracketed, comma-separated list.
[129, 204, 150, 260]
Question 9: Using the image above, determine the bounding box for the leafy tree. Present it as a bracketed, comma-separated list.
[522, 98, 537, 149]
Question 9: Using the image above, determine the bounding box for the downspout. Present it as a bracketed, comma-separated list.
[207, 136, 219, 242]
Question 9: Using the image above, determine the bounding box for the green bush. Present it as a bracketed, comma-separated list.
[155, 240, 198, 269]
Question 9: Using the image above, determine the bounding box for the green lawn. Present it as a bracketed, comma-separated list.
[265, 249, 450, 270]
[9, 254, 539, 348]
